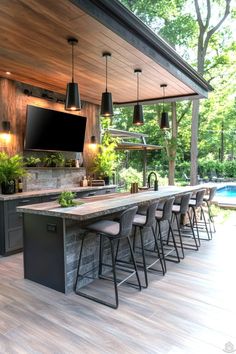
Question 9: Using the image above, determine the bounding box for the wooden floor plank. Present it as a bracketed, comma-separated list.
[0, 214, 236, 353]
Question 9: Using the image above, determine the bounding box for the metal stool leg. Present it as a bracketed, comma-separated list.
[151, 225, 165, 276]
[200, 206, 211, 240]
[74, 234, 85, 292]
[187, 210, 199, 250]
[175, 213, 184, 259]
[168, 220, 180, 262]
[127, 237, 142, 291]
[156, 220, 167, 273]
[109, 238, 119, 309]
[139, 227, 148, 288]
[191, 206, 201, 247]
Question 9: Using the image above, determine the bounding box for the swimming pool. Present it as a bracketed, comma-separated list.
[215, 185, 236, 206]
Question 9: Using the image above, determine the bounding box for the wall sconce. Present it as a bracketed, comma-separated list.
[91, 135, 96, 144]
[90, 135, 97, 151]
[0, 121, 11, 144]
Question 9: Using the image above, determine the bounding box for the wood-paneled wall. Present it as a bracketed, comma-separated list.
[0, 78, 100, 171]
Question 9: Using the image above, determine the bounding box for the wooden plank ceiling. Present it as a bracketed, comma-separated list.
[0, 0, 195, 105]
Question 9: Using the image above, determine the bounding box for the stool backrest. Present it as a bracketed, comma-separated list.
[195, 189, 206, 208]
[208, 187, 217, 201]
[145, 201, 159, 227]
[179, 192, 192, 214]
[162, 197, 175, 221]
[119, 206, 138, 238]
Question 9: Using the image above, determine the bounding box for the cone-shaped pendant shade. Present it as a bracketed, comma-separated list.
[65, 82, 81, 111]
[101, 91, 113, 117]
[133, 104, 144, 125]
[160, 111, 169, 129]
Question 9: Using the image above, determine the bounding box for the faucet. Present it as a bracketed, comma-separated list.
[147, 172, 158, 191]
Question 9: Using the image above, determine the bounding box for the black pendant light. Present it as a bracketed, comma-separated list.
[133, 69, 144, 126]
[65, 37, 81, 111]
[160, 84, 169, 129]
[101, 52, 113, 117]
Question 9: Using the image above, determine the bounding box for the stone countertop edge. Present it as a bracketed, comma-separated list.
[16, 185, 207, 222]
[0, 185, 117, 201]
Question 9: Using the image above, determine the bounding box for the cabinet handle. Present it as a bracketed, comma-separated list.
[49, 196, 58, 201]
[19, 199, 31, 204]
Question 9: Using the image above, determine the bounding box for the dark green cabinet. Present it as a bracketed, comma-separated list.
[0, 187, 116, 256]
[0, 197, 41, 256]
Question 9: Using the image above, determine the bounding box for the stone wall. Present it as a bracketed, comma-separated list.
[24, 167, 86, 191]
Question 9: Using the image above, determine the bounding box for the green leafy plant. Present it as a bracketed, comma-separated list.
[24, 156, 41, 167]
[93, 132, 118, 178]
[43, 152, 65, 167]
[0, 153, 27, 183]
[58, 191, 80, 207]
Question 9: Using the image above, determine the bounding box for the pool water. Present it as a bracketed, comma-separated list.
[215, 186, 236, 199]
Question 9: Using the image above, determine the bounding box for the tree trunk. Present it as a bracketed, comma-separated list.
[168, 102, 177, 185]
[190, 100, 200, 185]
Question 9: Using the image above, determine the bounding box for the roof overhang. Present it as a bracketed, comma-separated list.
[0, 0, 212, 106]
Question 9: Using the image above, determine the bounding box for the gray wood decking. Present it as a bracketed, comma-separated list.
[0, 215, 235, 354]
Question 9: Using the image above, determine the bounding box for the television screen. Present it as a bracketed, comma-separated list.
[24, 105, 87, 152]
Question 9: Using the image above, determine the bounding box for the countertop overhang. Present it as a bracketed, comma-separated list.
[17, 185, 208, 222]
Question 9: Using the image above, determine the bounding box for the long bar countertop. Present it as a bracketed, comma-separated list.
[17, 185, 205, 222]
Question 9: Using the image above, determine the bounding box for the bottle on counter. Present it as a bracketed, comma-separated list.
[83, 176, 88, 187]
[18, 178, 23, 193]
[80, 176, 88, 187]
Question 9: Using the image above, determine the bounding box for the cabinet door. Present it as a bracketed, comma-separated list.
[41, 194, 59, 203]
[5, 197, 42, 254]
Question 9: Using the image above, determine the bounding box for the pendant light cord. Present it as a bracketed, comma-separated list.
[137, 72, 139, 103]
[105, 55, 108, 92]
[71, 42, 74, 83]
[162, 85, 165, 111]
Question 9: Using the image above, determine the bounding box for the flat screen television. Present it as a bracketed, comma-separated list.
[24, 105, 87, 152]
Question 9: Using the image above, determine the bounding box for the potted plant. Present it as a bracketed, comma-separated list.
[0, 153, 27, 194]
[43, 152, 65, 167]
[93, 132, 118, 185]
[24, 156, 41, 167]
[58, 191, 84, 208]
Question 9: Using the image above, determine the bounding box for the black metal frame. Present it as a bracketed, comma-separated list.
[131, 224, 165, 288]
[74, 233, 141, 309]
[155, 219, 180, 273]
[170, 210, 199, 256]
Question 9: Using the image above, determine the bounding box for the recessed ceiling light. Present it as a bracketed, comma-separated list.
[6, 71, 11, 75]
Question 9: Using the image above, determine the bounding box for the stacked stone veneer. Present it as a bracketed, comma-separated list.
[24, 167, 86, 191]
[64, 218, 169, 294]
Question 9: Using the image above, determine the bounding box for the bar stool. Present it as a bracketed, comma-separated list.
[155, 197, 180, 273]
[203, 186, 217, 234]
[74, 206, 141, 309]
[171, 192, 199, 258]
[188, 188, 210, 244]
[132, 201, 165, 288]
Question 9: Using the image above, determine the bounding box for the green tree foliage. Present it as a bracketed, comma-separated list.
[118, 0, 236, 180]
